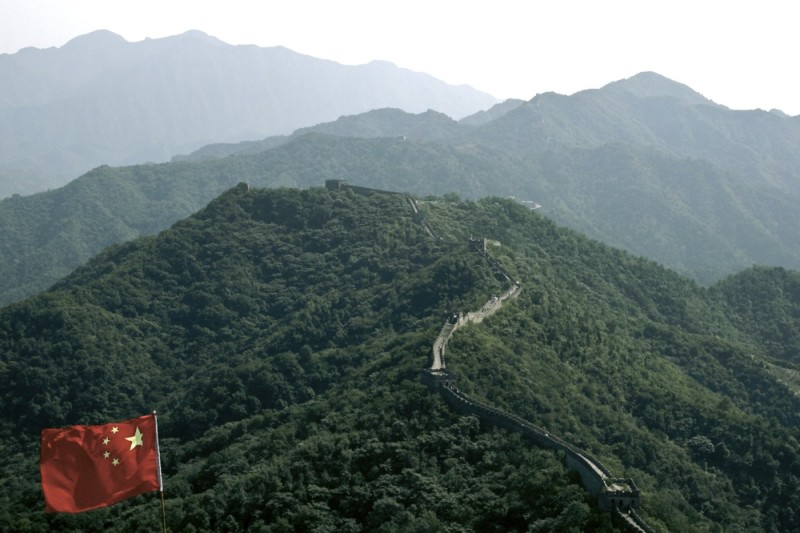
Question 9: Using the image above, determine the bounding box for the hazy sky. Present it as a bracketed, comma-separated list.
[3, 0, 798, 115]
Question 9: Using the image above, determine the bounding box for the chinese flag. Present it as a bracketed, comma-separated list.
[40, 413, 161, 513]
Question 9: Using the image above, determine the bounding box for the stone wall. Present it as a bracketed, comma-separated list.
[328, 181, 652, 530]
[426, 233, 647, 522]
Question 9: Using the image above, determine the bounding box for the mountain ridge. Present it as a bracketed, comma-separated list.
[0, 30, 498, 198]
[601, 71, 719, 106]
[3, 70, 800, 305]
[167, 83, 800, 282]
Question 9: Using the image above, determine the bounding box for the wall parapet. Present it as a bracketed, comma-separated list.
[329, 182, 651, 529]
[424, 232, 648, 525]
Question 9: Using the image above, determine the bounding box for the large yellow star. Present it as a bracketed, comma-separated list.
[125, 427, 144, 450]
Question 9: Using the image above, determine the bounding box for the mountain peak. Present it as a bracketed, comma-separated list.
[170, 30, 227, 46]
[62, 29, 127, 50]
[603, 71, 716, 106]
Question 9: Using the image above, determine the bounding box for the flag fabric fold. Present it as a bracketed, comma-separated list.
[40, 413, 161, 513]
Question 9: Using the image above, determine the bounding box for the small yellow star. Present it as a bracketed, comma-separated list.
[125, 427, 144, 450]
[111, 427, 119, 434]
[103, 451, 110, 459]
[112, 458, 120, 466]
[102, 437, 110, 445]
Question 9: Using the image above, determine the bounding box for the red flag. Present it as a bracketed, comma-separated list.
[40, 413, 161, 513]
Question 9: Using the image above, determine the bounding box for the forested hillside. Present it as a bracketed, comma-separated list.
[0, 134, 527, 306]
[1, 185, 799, 530]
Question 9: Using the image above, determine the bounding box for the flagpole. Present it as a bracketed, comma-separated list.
[153, 411, 167, 533]
[160, 492, 167, 533]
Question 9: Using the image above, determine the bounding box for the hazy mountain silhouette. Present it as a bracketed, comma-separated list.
[0, 30, 497, 197]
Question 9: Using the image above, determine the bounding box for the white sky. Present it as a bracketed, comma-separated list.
[2, 0, 799, 115]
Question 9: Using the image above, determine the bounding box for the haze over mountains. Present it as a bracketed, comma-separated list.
[0, 30, 497, 197]
[177, 71, 800, 282]
[2, 66, 800, 305]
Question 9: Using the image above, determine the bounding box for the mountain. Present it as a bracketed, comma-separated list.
[170, 108, 469, 163]
[3, 71, 800, 306]
[176, 71, 800, 282]
[0, 134, 530, 306]
[171, 101, 525, 162]
[476, 72, 800, 192]
[458, 97, 527, 126]
[602, 70, 718, 105]
[0, 30, 498, 198]
[1, 185, 799, 530]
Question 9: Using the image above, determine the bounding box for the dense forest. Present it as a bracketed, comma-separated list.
[1, 185, 799, 530]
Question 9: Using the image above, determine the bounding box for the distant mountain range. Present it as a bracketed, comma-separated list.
[176, 71, 800, 281]
[0, 30, 498, 197]
[2, 70, 800, 305]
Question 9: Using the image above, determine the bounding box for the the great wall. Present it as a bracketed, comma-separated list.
[326, 180, 655, 532]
